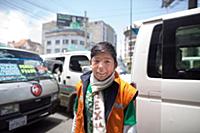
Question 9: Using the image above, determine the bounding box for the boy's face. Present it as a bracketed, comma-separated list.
[91, 52, 116, 81]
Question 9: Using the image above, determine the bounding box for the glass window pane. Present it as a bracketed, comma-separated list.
[176, 24, 200, 71]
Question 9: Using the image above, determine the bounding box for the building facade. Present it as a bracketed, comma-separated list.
[42, 15, 117, 54]
[87, 21, 117, 48]
[42, 21, 88, 54]
[123, 25, 138, 72]
[8, 39, 43, 54]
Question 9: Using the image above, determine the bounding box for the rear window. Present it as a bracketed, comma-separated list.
[0, 48, 51, 83]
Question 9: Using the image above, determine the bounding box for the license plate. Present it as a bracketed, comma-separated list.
[9, 116, 27, 131]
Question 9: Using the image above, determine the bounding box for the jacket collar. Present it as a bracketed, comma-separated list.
[80, 71, 92, 101]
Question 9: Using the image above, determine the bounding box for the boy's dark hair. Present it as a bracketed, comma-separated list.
[91, 42, 117, 64]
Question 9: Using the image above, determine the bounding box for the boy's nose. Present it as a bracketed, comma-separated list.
[98, 61, 105, 70]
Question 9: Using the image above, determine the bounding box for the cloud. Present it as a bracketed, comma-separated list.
[0, 11, 28, 42]
[0, 10, 55, 44]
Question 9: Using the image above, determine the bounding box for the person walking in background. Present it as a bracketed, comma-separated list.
[71, 42, 138, 133]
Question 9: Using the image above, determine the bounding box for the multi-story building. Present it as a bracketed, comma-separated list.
[42, 14, 117, 54]
[87, 21, 117, 48]
[42, 14, 89, 54]
[123, 25, 138, 72]
[8, 39, 43, 54]
[42, 21, 88, 54]
[42, 21, 57, 54]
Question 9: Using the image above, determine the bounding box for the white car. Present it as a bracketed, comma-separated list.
[41, 51, 90, 117]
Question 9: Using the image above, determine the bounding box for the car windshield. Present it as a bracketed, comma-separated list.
[0, 48, 52, 83]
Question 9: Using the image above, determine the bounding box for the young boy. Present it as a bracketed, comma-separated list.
[72, 42, 138, 133]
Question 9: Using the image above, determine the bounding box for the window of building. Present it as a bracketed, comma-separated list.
[62, 48, 68, 52]
[46, 49, 51, 53]
[63, 39, 69, 44]
[55, 40, 60, 45]
[71, 40, 78, 44]
[47, 41, 51, 45]
[80, 41, 84, 45]
[55, 48, 60, 53]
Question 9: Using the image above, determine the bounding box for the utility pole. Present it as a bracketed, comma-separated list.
[84, 11, 88, 49]
[129, 0, 133, 72]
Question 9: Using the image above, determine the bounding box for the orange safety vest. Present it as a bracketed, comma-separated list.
[74, 72, 137, 133]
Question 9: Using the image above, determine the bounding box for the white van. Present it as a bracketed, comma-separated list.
[0, 47, 59, 131]
[41, 51, 90, 116]
[131, 8, 200, 133]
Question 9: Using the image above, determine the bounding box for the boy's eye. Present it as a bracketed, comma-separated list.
[93, 59, 100, 63]
[105, 60, 111, 64]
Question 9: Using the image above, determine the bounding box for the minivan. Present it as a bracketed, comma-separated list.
[0, 47, 59, 131]
[131, 8, 200, 133]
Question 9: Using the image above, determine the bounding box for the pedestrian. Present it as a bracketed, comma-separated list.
[71, 42, 138, 133]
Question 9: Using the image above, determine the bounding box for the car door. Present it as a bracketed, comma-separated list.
[161, 11, 200, 133]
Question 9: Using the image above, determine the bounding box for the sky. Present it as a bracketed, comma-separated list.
[0, 0, 199, 54]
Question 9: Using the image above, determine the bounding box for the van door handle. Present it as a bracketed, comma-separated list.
[66, 76, 70, 79]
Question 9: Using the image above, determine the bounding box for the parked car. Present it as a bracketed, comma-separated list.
[131, 8, 200, 133]
[0, 47, 59, 131]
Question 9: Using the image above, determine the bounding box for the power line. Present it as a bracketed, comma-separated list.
[22, 0, 55, 14]
[1, 0, 54, 22]
[2, 0, 44, 21]
[2, 0, 39, 20]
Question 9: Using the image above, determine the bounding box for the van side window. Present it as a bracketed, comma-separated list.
[69, 55, 89, 72]
[176, 24, 200, 71]
[163, 14, 200, 80]
[147, 24, 162, 78]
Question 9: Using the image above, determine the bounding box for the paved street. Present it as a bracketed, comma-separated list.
[3, 109, 73, 133]
[18, 113, 72, 133]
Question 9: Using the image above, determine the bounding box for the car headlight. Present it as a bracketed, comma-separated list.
[51, 93, 58, 102]
[0, 104, 19, 116]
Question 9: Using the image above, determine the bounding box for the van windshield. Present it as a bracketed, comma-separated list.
[0, 49, 52, 83]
